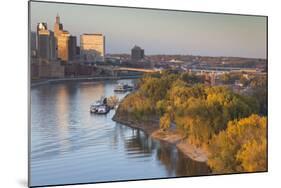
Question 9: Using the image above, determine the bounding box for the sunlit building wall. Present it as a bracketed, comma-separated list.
[54, 14, 63, 38]
[57, 31, 70, 61]
[80, 34, 105, 62]
[53, 14, 76, 62]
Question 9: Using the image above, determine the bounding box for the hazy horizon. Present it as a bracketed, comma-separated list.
[30, 1, 267, 59]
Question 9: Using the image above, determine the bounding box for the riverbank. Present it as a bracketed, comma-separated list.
[112, 113, 208, 163]
[31, 75, 141, 87]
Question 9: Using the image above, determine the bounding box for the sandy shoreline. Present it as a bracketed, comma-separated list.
[112, 115, 208, 163]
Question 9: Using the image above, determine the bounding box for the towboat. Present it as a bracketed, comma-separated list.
[92, 105, 110, 114]
[90, 97, 110, 114]
[114, 83, 134, 92]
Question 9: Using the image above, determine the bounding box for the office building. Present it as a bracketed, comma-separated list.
[76, 46, 80, 56]
[131, 45, 144, 61]
[54, 14, 63, 38]
[31, 58, 65, 79]
[53, 14, 77, 62]
[68, 36, 77, 61]
[30, 31, 37, 57]
[37, 22, 57, 60]
[57, 31, 70, 61]
[80, 34, 105, 62]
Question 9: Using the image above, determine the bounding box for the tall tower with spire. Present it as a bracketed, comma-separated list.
[54, 14, 63, 38]
[56, 13, 60, 23]
[53, 14, 75, 61]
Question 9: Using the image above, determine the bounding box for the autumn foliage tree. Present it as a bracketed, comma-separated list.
[115, 72, 267, 173]
[159, 113, 171, 131]
[207, 114, 267, 173]
[168, 84, 259, 147]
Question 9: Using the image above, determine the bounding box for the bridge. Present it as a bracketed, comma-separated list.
[113, 67, 159, 73]
[96, 66, 160, 75]
[188, 67, 261, 74]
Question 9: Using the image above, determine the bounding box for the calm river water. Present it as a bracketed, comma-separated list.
[30, 79, 209, 187]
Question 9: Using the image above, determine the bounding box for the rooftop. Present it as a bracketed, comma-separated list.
[83, 33, 104, 36]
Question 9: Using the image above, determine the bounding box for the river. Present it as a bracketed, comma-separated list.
[30, 79, 209, 187]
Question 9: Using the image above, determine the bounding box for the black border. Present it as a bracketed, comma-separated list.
[28, 0, 268, 187]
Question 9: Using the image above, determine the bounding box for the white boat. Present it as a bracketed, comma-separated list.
[93, 105, 110, 114]
[114, 83, 134, 92]
[90, 97, 109, 114]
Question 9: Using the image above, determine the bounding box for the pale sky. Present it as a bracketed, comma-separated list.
[30, 1, 267, 58]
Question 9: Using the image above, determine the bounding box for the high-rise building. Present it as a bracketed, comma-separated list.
[57, 31, 70, 61]
[37, 23, 57, 60]
[49, 31, 57, 60]
[80, 34, 105, 62]
[37, 23, 48, 59]
[68, 36, 77, 61]
[30, 31, 37, 57]
[131, 45, 144, 61]
[54, 14, 63, 38]
[76, 46, 80, 56]
[53, 14, 76, 62]
[37, 22, 47, 32]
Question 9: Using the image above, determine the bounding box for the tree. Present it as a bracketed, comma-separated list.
[181, 72, 204, 85]
[239, 75, 250, 86]
[250, 75, 267, 115]
[171, 85, 258, 147]
[236, 139, 267, 172]
[116, 71, 264, 166]
[207, 114, 267, 173]
[138, 73, 177, 104]
[160, 113, 171, 131]
[220, 73, 241, 84]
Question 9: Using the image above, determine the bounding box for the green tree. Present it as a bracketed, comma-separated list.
[181, 72, 204, 85]
[250, 75, 267, 115]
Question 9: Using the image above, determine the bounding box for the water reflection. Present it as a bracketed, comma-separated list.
[30, 80, 209, 187]
[156, 143, 210, 177]
[55, 85, 71, 153]
[124, 129, 155, 157]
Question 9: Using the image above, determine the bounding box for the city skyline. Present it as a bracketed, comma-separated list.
[30, 1, 267, 59]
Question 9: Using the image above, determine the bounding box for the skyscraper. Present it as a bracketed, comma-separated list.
[37, 23, 48, 59]
[80, 34, 105, 62]
[68, 36, 77, 61]
[54, 14, 63, 38]
[57, 31, 70, 61]
[53, 14, 73, 61]
[49, 31, 57, 60]
[37, 23, 57, 60]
